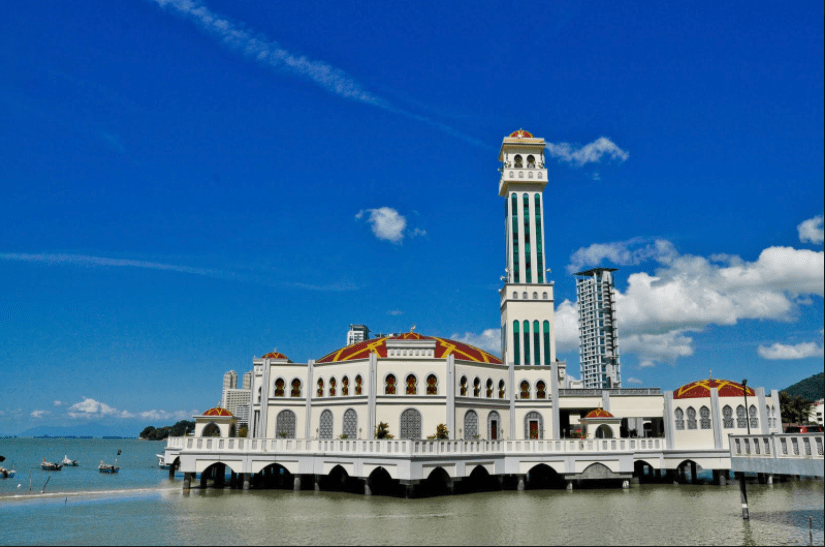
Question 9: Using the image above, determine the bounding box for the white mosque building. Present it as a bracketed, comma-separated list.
[171, 130, 785, 492]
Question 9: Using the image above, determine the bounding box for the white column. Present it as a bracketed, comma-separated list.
[258, 359, 271, 438]
[550, 360, 560, 439]
[368, 352, 377, 437]
[663, 391, 674, 450]
[711, 388, 723, 449]
[447, 354, 455, 439]
[509, 360, 516, 439]
[305, 360, 314, 439]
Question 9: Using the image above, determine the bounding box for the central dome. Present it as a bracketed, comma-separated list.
[316, 332, 502, 364]
[674, 379, 754, 399]
[509, 129, 534, 138]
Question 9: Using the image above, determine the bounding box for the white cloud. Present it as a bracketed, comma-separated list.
[0, 252, 219, 277]
[137, 409, 196, 421]
[626, 377, 643, 385]
[53, 400, 62, 407]
[31, 410, 49, 418]
[67, 397, 127, 419]
[545, 137, 629, 166]
[554, 300, 580, 352]
[452, 329, 501, 355]
[356, 207, 422, 244]
[798, 215, 824, 244]
[568, 239, 677, 274]
[566, 227, 824, 367]
[758, 341, 824, 360]
[387, 310, 404, 316]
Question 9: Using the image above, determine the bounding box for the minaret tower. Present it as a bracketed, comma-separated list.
[498, 129, 556, 367]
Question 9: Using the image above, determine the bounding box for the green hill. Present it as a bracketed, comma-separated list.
[782, 371, 824, 401]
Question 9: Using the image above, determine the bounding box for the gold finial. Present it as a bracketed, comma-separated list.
[709, 369, 713, 380]
[410, 323, 416, 333]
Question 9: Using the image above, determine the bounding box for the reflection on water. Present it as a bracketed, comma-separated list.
[1, 439, 822, 546]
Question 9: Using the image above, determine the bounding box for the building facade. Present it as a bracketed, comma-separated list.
[574, 268, 621, 389]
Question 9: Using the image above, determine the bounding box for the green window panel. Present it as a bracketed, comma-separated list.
[523, 320, 531, 366]
[543, 321, 551, 365]
[513, 320, 520, 366]
[533, 320, 540, 366]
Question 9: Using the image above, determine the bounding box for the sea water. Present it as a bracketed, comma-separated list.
[1, 438, 823, 546]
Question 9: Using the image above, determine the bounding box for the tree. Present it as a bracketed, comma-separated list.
[140, 426, 156, 439]
[375, 422, 394, 439]
[238, 426, 248, 438]
[780, 391, 814, 424]
[427, 424, 450, 440]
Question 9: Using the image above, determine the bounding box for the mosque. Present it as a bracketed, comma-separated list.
[171, 130, 784, 492]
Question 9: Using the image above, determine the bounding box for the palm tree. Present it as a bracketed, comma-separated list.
[780, 391, 814, 424]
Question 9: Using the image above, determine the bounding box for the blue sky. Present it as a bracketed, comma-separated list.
[1, 0, 822, 434]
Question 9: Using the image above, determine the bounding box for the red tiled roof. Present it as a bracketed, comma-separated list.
[509, 129, 534, 138]
[261, 351, 291, 361]
[584, 408, 614, 419]
[316, 332, 502, 364]
[203, 407, 233, 417]
[674, 379, 755, 399]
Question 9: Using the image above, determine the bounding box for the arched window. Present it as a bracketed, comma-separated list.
[525, 411, 543, 439]
[257, 387, 262, 402]
[317, 378, 324, 398]
[675, 408, 685, 430]
[427, 375, 438, 395]
[736, 405, 747, 428]
[276, 410, 296, 438]
[513, 321, 520, 366]
[400, 408, 422, 440]
[329, 377, 337, 397]
[488, 411, 501, 440]
[522, 292, 528, 299]
[514, 154, 523, 168]
[749, 405, 759, 429]
[723, 405, 734, 428]
[486, 378, 493, 398]
[533, 320, 540, 366]
[523, 320, 530, 365]
[355, 375, 363, 396]
[543, 321, 551, 365]
[464, 410, 479, 439]
[460, 376, 467, 396]
[520, 380, 530, 399]
[542, 292, 548, 300]
[532, 292, 538, 299]
[499, 380, 506, 399]
[342, 376, 349, 396]
[385, 374, 396, 395]
[527, 155, 535, 168]
[535, 194, 544, 283]
[342, 409, 357, 438]
[700, 406, 711, 429]
[274, 379, 284, 397]
[687, 407, 697, 430]
[406, 374, 417, 395]
[319, 409, 333, 439]
[473, 377, 481, 397]
[536, 381, 546, 399]
[290, 379, 301, 398]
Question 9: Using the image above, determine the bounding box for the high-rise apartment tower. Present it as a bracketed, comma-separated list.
[222, 370, 238, 391]
[574, 268, 621, 388]
[347, 324, 370, 346]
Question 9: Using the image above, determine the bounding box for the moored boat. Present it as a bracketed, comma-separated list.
[41, 458, 63, 471]
[157, 454, 170, 469]
[0, 466, 15, 479]
[61, 455, 79, 467]
[98, 460, 120, 474]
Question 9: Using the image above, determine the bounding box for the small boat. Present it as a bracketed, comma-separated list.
[98, 460, 120, 474]
[0, 466, 15, 479]
[41, 458, 63, 471]
[157, 454, 170, 469]
[61, 455, 79, 467]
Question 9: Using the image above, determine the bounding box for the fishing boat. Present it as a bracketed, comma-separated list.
[98, 460, 120, 474]
[157, 454, 170, 469]
[41, 458, 63, 471]
[61, 455, 79, 467]
[0, 466, 15, 479]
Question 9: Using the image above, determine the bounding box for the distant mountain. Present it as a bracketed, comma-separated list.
[16, 422, 136, 438]
[782, 372, 824, 401]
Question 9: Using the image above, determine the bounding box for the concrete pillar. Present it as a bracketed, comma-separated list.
[293, 476, 301, 491]
[314, 475, 321, 492]
[566, 480, 574, 490]
[757, 473, 766, 484]
[404, 483, 415, 498]
[690, 461, 698, 483]
[516, 475, 525, 491]
[622, 480, 629, 489]
[363, 480, 372, 496]
[550, 360, 560, 439]
[183, 472, 193, 490]
[242, 473, 250, 490]
[168, 463, 176, 479]
[766, 474, 774, 485]
[447, 355, 455, 438]
[305, 360, 315, 439]
[736, 472, 749, 519]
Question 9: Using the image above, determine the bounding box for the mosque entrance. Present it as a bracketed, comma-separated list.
[529, 420, 539, 439]
[490, 420, 498, 440]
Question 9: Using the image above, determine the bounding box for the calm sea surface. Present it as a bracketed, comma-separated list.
[0, 438, 822, 546]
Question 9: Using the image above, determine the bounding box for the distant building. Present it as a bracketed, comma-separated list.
[242, 371, 252, 390]
[574, 268, 621, 389]
[810, 399, 824, 426]
[221, 388, 250, 427]
[223, 370, 238, 390]
[347, 325, 370, 346]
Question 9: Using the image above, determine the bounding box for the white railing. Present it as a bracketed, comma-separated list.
[166, 436, 663, 456]
[730, 433, 824, 460]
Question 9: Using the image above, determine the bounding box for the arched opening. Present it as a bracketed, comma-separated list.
[426, 374, 438, 395]
[460, 376, 468, 396]
[595, 424, 613, 438]
[464, 410, 479, 439]
[290, 379, 301, 398]
[367, 466, 396, 496]
[634, 460, 657, 483]
[274, 378, 285, 397]
[406, 374, 417, 395]
[488, 411, 501, 440]
[536, 381, 546, 399]
[319, 464, 360, 493]
[675, 459, 701, 483]
[520, 380, 530, 399]
[420, 466, 453, 497]
[355, 375, 363, 395]
[473, 377, 481, 397]
[486, 378, 493, 398]
[228, 423, 237, 438]
[526, 463, 563, 490]
[276, 410, 296, 439]
[514, 154, 523, 168]
[329, 377, 337, 397]
[342, 376, 349, 396]
[202, 422, 221, 437]
[385, 374, 397, 395]
[736, 405, 747, 428]
[462, 465, 498, 493]
[526, 155, 536, 168]
[254, 463, 293, 489]
[400, 408, 422, 439]
[524, 411, 543, 439]
[319, 409, 333, 439]
[342, 408, 358, 439]
[200, 462, 231, 488]
[317, 378, 324, 397]
[498, 380, 506, 399]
